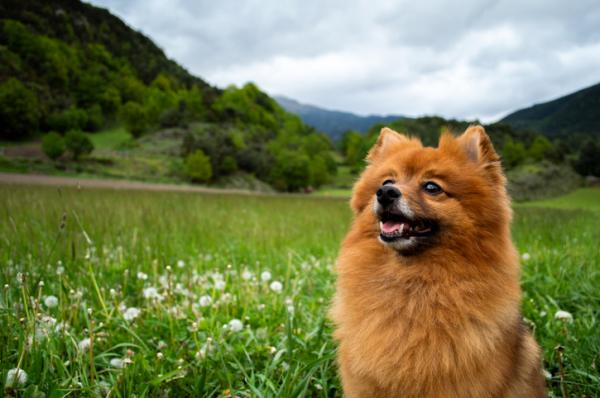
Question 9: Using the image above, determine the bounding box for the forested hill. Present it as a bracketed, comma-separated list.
[0, 0, 337, 192]
[501, 82, 600, 138]
[0, 0, 212, 89]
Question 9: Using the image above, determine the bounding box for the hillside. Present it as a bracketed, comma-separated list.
[501, 82, 600, 138]
[275, 95, 403, 140]
[0, 0, 337, 191]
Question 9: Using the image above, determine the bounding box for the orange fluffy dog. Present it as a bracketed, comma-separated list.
[331, 126, 546, 397]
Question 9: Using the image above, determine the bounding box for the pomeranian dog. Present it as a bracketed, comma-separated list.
[330, 126, 546, 397]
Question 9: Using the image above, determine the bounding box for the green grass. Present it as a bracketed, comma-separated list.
[87, 127, 132, 150]
[522, 187, 600, 211]
[0, 185, 598, 397]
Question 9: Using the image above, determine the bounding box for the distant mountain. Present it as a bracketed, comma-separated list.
[275, 96, 403, 140]
[501, 82, 600, 138]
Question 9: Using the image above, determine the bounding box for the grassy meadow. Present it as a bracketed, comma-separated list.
[0, 184, 598, 397]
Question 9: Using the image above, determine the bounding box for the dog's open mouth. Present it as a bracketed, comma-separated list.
[379, 212, 435, 241]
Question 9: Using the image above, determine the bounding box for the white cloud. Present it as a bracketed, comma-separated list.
[91, 0, 600, 121]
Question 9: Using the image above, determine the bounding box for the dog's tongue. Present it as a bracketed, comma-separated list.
[380, 221, 409, 234]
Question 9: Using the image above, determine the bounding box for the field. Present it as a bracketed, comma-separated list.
[0, 184, 598, 397]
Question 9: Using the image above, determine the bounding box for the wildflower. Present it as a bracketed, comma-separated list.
[199, 295, 212, 307]
[109, 358, 132, 368]
[137, 272, 148, 280]
[157, 352, 164, 360]
[143, 287, 163, 301]
[269, 281, 283, 293]
[228, 319, 244, 332]
[123, 307, 141, 321]
[287, 305, 295, 314]
[220, 293, 232, 303]
[44, 295, 59, 308]
[214, 280, 226, 290]
[177, 260, 185, 268]
[78, 338, 91, 351]
[554, 310, 573, 323]
[543, 369, 552, 380]
[158, 340, 167, 350]
[241, 269, 253, 280]
[5, 368, 28, 387]
[521, 252, 530, 261]
[261, 271, 272, 282]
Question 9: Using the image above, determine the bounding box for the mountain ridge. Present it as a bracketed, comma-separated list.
[274, 95, 403, 140]
[501, 82, 600, 138]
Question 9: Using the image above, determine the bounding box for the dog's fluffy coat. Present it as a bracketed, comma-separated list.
[330, 126, 546, 397]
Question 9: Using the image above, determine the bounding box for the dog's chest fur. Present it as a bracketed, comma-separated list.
[332, 252, 521, 397]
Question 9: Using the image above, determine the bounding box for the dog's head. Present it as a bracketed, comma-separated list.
[351, 125, 510, 256]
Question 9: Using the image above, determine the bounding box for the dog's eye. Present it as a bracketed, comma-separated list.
[423, 181, 443, 195]
[382, 179, 395, 186]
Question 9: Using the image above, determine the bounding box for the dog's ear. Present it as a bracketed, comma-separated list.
[455, 125, 500, 164]
[366, 127, 410, 162]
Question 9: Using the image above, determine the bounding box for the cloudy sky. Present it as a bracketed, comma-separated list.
[91, 0, 600, 121]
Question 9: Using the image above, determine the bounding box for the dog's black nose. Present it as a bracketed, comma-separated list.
[376, 185, 401, 207]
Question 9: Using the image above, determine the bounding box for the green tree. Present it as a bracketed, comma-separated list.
[270, 150, 311, 191]
[48, 107, 88, 133]
[502, 138, 527, 168]
[41, 132, 65, 160]
[310, 155, 331, 188]
[528, 135, 553, 162]
[184, 150, 212, 182]
[574, 139, 600, 176]
[65, 130, 94, 160]
[85, 104, 104, 131]
[0, 78, 40, 140]
[120, 101, 147, 137]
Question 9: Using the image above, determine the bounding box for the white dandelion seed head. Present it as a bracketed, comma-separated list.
[44, 295, 59, 308]
[260, 271, 272, 282]
[157, 352, 164, 360]
[109, 358, 131, 368]
[269, 281, 283, 293]
[177, 260, 185, 268]
[5, 368, 28, 387]
[78, 338, 91, 352]
[228, 319, 244, 332]
[137, 272, 148, 280]
[554, 310, 573, 323]
[123, 307, 141, 321]
[199, 295, 212, 307]
[214, 280, 226, 290]
[521, 252, 531, 261]
[543, 369, 552, 380]
[143, 287, 163, 301]
[241, 270, 252, 280]
[56, 266, 65, 276]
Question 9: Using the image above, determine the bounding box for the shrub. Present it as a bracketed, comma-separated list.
[48, 107, 88, 133]
[120, 101, 147, 138]
[65, 130, 94, 160]
[184, 150, 212, 182]
[0, 78, 40, 140]
[507, 161, 580, 201]
[41, 132, 65, 160]
[85, 104, 104, 131]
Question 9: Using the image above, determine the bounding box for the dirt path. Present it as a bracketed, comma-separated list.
[0, 172, 271, 196]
